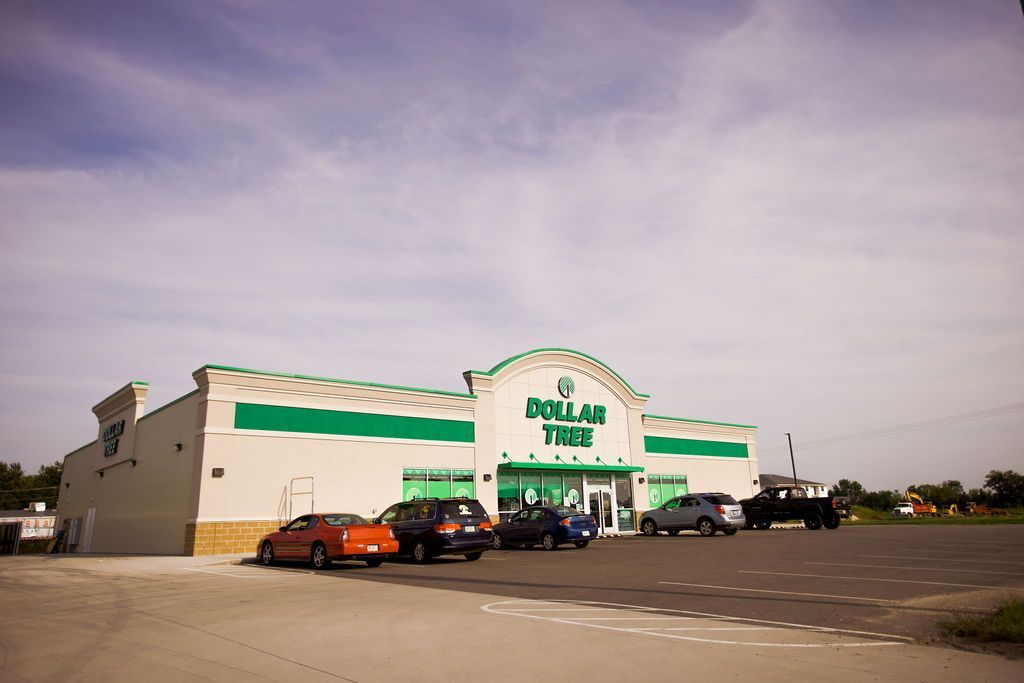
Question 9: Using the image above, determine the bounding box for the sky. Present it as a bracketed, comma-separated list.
[1, 0, 1022, 492]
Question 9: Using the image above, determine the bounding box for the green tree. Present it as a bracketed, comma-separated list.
[0, 460, 62, 510]
[861, 489, 900, 511]
[830, 479, 866, 504]
[984, 470, 1024, 507]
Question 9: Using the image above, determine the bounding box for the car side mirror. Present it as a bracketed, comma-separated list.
[279, 526, 287, 532]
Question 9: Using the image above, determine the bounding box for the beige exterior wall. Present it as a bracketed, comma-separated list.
[57, 389, 200, 555]
[56, 350, 758, 555]
[640, 416, 760, 502]
[191, 367, 478, 532]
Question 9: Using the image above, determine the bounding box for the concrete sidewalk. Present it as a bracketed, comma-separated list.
[0, 554, 1019, 682]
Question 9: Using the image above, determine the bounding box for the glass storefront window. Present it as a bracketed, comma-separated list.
[615, 474, 634, 531]
[647, 475, 663, 507]
[428, 469, 453, 498]
[588, 473, 611, 487]
[452, 469, 475, 498]
[497, 472, 520, 522]
[647, 473, 687, 508]
[403, 468, 427, 501]
[520, 473, 541, 507]
[541, 474, 563, 506]
[563, 475, 583, 510]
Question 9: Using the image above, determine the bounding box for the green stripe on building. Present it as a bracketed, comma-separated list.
[644, 435, 748, 459]
[234, 403, 475, 443]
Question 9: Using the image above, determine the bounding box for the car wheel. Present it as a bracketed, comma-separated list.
[804, 513, 823, 530]
[541, 533, 558, 551]
[754, 519, 771, 530]
[573, 540, 589, 548]
[365, 558, 384, 567]
[412, 541, 431, 564]
[260, 541, 275, 566]
[465, 552, 483, 561]
[310, 542, 329, 570]
[723, 528, 738, 536]
[823, 515, 841, 530]
[697, 517, 717, 537]
[641, 519, 658, 536]
[492, 533, 505, 550]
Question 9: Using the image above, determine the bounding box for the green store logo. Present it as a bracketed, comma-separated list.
[558, 376, 575, 398]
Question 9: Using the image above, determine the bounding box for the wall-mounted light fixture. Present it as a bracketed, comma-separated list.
[212, 467, 225, 478]
[64, 482, 70, 488]
[130, 459, 137, 467]
[173, 443, 183, 452]
[638, 477, 645, 484]
[482, 473, 492, 482]
[752, 479, 758, 485]
[96, 471, 104, 478]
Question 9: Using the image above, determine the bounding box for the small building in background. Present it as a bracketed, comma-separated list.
[757, 473, 829, 498]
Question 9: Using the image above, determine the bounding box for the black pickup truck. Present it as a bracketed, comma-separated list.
[739, 486, 842, 530]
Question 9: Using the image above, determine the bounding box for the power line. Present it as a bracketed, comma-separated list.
[759, 401, 1024, 455]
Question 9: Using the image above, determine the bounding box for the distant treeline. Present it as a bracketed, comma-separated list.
[0, 461, 63, 510]
[831, 470, 1024, 510]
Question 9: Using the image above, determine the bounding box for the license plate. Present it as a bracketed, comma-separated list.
[582, 530, 591, 537]
[367, 544, 378, 552]
[463, 526, 475, 533]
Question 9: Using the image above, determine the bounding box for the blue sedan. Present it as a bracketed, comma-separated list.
[492, 506, 598, 551]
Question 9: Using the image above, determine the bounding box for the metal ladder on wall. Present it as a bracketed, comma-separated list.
[289, 476, 314, 520]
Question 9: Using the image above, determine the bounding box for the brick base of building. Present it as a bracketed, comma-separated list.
[184, 520, 282, 556]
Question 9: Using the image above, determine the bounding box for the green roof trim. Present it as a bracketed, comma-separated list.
[644, 414, 757, 429]
[198, 364, 476, 399]
[644, 435, 749, 459]
[497, 461, 644, 473]
[466, 348, 649, 398]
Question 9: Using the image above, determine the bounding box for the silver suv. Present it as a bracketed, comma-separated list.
[639, 492, 745, 537]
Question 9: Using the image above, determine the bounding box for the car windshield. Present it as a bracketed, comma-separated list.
[552, 506, 586, 517]
[442, 500, 487, 519]
[322, 514, 369, 526]
[701, 494, 738, 505]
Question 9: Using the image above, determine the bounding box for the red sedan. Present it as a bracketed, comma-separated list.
[258, 513, 398, 569]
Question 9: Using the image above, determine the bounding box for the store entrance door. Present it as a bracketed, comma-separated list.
[587, 486, 617, 535]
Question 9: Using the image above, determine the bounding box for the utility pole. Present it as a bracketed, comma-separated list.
[786, 432, 798, 487]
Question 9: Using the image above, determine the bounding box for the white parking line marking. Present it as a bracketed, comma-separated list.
[806, 562, 1022, 576]
[859, 554, 1024, 566]
[659, 581, 893, 603]
[741, 570, 1024, 591]
[482, 599, 909, 648]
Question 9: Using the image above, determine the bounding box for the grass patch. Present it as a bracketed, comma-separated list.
[847, 505, 1024, 525]
[940, 599, 1024, 643]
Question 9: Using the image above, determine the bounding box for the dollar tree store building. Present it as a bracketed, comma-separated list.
[56, 348, 759, 556]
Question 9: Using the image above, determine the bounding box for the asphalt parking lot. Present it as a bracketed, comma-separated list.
[2, 524, 1022, 682]
[281, 522, 1024, 643]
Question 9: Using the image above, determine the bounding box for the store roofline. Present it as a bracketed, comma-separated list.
[195, 364, 477, 400]
[643, 414, 757, 430]
[465, 347, 650, 398]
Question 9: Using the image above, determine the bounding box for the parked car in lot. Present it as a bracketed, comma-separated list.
[258, 513, 398, 569]
[639, 493, 745, 537]
[374, 497, 493, 563]
[492, 505, 598, 551]
[833, 496, 852, 519]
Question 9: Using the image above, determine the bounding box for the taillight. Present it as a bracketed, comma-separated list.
[559, 518, 571, 526]
[479, 520, 493, 530]
[831, 500, 837, 508]
[434, 523, 460, 534]
[388, 525, 395, 539]
[339, 528, 349, 542]
[715, 506, 726, 514]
